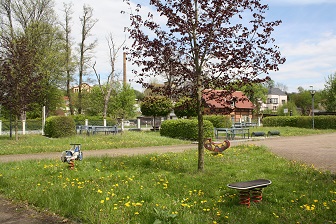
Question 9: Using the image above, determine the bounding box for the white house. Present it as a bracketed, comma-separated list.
[261, 88, 287, 112]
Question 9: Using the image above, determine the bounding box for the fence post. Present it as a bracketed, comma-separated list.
[22, 120, 26, 135]
[104, 119, 106, 127]
[85, 119, 88, 126]
[137, 117, 141, 129]
[0, 120, 2, 135]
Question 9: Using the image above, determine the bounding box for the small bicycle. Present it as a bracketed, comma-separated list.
[61, 143, 83, 163]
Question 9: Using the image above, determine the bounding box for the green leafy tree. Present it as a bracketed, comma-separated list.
[276, 101, 299, 116]
[140, 96, 172, 128]
[322, 72, 336, 112]
[124, 0, 285, 170]
[289, 87, 322, 115]
[174, 97, 197, 118]
[111, 85, 137, 119]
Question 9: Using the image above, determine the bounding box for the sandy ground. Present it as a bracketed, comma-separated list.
[0, 133, 335, 223]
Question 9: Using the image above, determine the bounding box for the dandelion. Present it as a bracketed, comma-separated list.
[106, 197, 110, 201]
[97, 189, 103, 193]
[125, 202, 131, 207]
[100, 200, 105, 204]
[314, 199, 318, 203]
[134, 212, 139, 215]
[273, 212, 279, 218]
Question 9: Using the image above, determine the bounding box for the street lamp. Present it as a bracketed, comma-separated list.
[309, 86, 316, 129]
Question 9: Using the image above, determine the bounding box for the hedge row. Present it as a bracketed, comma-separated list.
[263, 115, 336, 129]
[160, 119, 214, 141]
[44, 116, 76, 138]
[71, 115, 117, 126]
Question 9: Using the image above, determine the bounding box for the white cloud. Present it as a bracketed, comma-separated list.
[269, 33, 336, 92]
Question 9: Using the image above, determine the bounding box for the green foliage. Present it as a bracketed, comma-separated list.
[263, 115, 336, 129]
[71, 115, 117, 126]
[111, 85, 137, 119]
[44, 116, 76, 138]
[203, 115, 232, 128]
[173, 97, 197, 118]
[322, 72, 336, 112]
[288, 87, 323, 115]
[276, 101, 300, 116]
[141, 96, 172, 117]
[160, 119, 214, 140]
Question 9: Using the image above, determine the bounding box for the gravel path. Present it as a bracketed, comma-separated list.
[0, 133, 335, 223]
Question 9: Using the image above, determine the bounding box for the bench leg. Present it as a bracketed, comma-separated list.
[238, 190, 251, 207]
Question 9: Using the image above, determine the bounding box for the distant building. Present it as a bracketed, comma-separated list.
[203, 90, 254, 123]
[72, 83, 91, 93]
[261, 88, 287, 112]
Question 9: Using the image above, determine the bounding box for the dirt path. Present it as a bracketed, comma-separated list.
[0, 133, 335, 223]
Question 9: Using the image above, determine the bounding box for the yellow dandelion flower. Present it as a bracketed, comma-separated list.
[100, 200, 105, 204]
[134, 212, 139, 215]
[106, 197, 110, 201]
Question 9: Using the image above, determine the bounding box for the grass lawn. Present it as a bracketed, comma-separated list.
[0, 143, 335, 223]
[0, 128, 335, 223]
[0, 131, 190, 155]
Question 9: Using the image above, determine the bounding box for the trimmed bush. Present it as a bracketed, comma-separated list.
[204, 115, 232, 128]
[71, 115, 117, 126]
[263, 115, 336, 129]
[160, 119, 214, 140]
[44, 116, 76, 138]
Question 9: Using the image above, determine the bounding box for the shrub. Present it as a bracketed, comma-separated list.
[203, 115, 232, 128]
[263, 115, 336, 129]
[44, 116, 76, 138]
[160, 119, 214, 140]
[71, 115, 117, 126]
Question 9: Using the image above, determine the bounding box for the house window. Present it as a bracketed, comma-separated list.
[282, 100, 286, 105]
[273, 106, 277, 111]
[270, 98, 278, 104]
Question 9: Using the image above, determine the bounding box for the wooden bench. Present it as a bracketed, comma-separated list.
[227, 179, 271, 207]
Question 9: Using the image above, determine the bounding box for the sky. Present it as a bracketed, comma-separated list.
[54, 0, 336, 93]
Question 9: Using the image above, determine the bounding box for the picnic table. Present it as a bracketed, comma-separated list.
[214, 128, 250, 140]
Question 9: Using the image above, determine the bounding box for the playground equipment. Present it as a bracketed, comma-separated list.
[61, 144, 83, 169]
[204, 138, 230, 153]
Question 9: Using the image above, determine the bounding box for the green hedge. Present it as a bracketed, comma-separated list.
[71, 115, 117, 126]
[160, 119, 214, 140]
[263, 115, 336, 129]
[44, 116, 76, 138]
[204, 115, 232, 128]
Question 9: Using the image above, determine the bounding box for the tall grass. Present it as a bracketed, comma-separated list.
[0, 144, 334, 223]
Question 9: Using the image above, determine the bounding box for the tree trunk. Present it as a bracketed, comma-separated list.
[197, 74, 204, 171]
